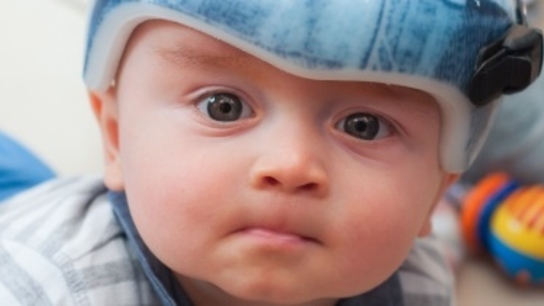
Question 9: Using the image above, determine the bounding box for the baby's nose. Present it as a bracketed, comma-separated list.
[248, 146, 329, 198]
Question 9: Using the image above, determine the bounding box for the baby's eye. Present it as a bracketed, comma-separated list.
[196, 92, 253, 122]
[336, 113, 391, 140]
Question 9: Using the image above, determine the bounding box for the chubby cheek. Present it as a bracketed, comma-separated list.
[330, 162, 443, 289]
[118, 118, 244, 272]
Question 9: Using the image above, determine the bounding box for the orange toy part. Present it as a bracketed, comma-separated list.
[461, 172, 510, 253]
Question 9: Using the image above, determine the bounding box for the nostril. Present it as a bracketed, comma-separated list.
[263, 177, 320, 192]
[300, 182, 318, 191]
[264, 176, 280, 186]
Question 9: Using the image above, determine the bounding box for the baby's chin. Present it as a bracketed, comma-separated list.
[178, 271, 376, 306]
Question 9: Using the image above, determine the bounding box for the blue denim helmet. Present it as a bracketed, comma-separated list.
[83, 0, 542, 172]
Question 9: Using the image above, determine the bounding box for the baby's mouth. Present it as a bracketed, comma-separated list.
[234, 227, 320, 246]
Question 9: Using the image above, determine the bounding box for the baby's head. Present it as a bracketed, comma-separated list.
[84, 0, 542, 304]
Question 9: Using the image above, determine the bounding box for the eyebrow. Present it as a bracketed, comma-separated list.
[155, 45, 251, 71]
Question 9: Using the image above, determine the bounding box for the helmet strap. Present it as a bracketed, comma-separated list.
[468, 1, 543, 106]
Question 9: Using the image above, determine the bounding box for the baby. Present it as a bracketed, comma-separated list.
[0, 1, 541, 305]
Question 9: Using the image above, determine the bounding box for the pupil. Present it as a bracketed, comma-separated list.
[354, 121, 367, 132]
[219, 103, 232, 113]
[207, 93, 243, 122]
[344, 113, 379, 140]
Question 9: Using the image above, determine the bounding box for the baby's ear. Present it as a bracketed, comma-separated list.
[88, 89, 124, 191]
[417, 173, 460, 237]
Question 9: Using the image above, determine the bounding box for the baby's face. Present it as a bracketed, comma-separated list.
[95, 20, 455, 305]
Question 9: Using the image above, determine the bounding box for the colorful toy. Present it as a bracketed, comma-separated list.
[461, 172, 544, 285]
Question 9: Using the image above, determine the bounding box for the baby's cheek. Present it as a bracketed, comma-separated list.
[338, 202, 421, 268]
[323, 226, 409, 295]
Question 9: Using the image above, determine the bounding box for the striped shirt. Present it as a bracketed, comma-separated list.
[0, 177, 455, 305]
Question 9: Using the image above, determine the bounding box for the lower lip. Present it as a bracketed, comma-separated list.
[238, 228, 314, 246]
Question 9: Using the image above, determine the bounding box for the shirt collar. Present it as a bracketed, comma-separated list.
[108, 191, 404, 306]
[109, 191, 193, 306]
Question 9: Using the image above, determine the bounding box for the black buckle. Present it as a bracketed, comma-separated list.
[467, 25, 543, 106]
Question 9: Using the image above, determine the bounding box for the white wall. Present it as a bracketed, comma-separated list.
[0, 0, 102, 175]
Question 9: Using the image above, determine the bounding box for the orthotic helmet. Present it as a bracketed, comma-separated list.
[84, 0, 543, 172]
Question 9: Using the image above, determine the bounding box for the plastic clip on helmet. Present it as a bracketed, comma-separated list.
[84, 0, 543, 173]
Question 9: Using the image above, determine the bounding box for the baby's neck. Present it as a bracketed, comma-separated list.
[177, 275, 338, 306]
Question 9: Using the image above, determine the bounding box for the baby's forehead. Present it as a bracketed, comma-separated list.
[131, 21, 433, 95]
[129, 20, 249, 64]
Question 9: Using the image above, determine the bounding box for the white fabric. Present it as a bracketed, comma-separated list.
[0, 177, 157, 305]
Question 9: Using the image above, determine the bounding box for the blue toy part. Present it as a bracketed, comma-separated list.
[83, 0, 543, 172]
[489, 233, 544, 285]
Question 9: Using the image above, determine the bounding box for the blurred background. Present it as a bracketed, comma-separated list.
[1, 0, 544, 305]
[0, 0, 101, 175]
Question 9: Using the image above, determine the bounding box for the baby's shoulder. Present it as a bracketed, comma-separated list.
[397, 237, 455, 306]
[0, 176, 157, 305]
[0, 176, 112, 254]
